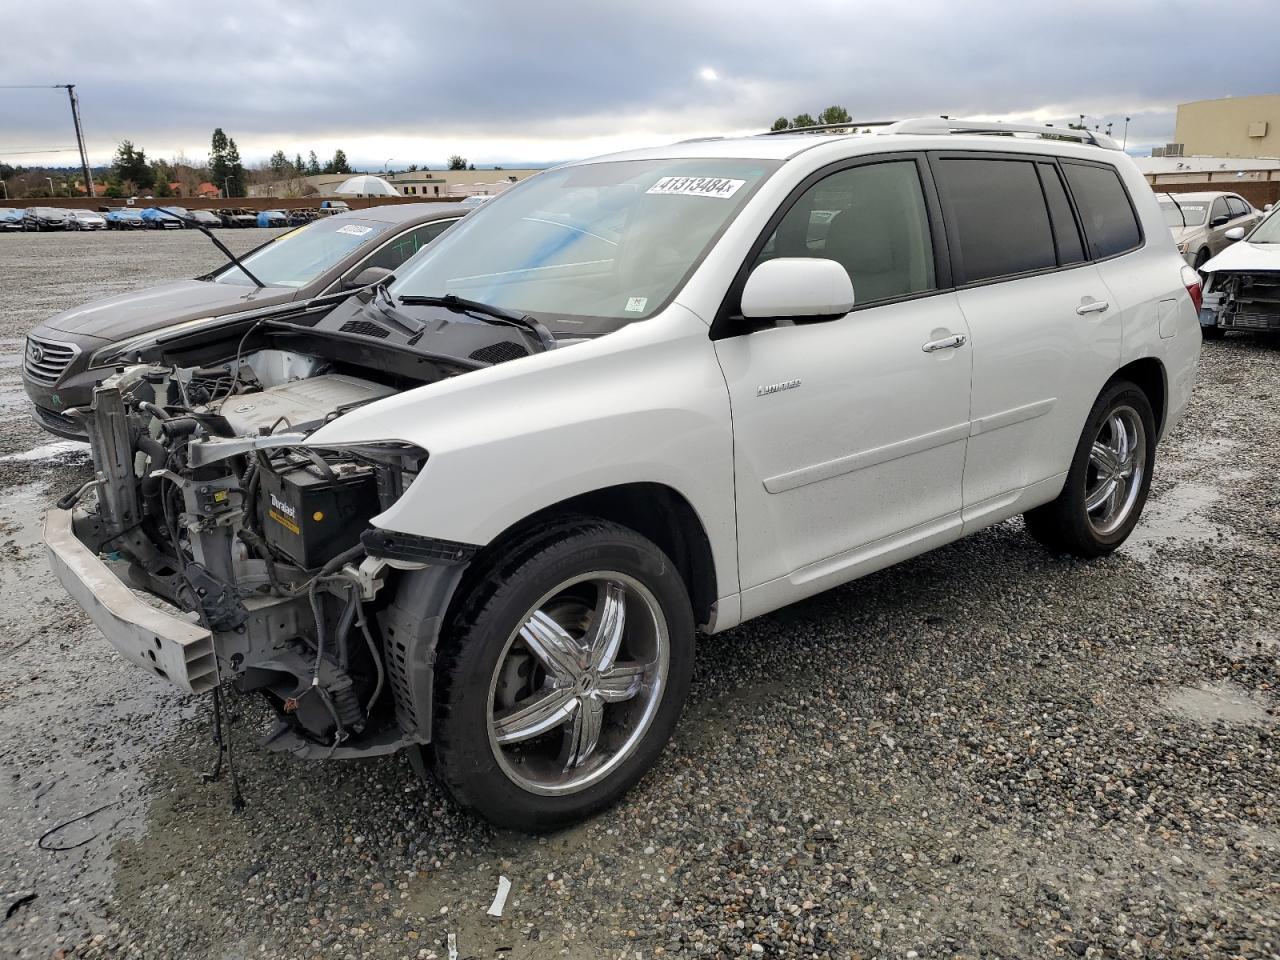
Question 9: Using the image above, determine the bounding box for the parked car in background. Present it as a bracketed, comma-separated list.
[1197, 202, 1280, 338]
[141, 206, 184, 229]
[23, 207, 69, 231]
[66, 209, 107, 231]
[317, 199, 351, 216]
[287, 209, 317, 226]
[0, 207, 25, 231]
[1159, 191, 1261, 269]
[217, 207, 258, 228]
[186, 208, 223, 229]
[257, 209, 289, 227]
[40, 120, 1202, 829]
[23, 203, 467, 438]
[105, 208, 146, 229]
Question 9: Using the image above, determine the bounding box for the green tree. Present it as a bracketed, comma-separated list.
[113, 140, 152, 188]
[306, 151, 321, 175]
[226, 138, 246, 197]
[329, 149, 351, 175]
[791, 113, 816, 128]
[210, 128, 229, 193]
[817, 105, 851, 125]
[102, 181, 123, 198]
[293, 153, 305, 175]
[269, 150, 289, 176]
[447, 154, 467, 171]
[770, 117, 790, 132]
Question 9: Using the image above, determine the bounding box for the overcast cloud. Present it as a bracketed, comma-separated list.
[3, 0, 1278, 169]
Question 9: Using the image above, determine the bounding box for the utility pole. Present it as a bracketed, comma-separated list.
[1122, 117, 1131, 150]
[60, 84, 95, 199]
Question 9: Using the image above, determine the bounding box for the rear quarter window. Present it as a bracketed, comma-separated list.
[1062, 162, 1142, 260]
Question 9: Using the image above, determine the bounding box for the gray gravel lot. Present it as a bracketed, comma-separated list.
[0, 230, 1277, 960]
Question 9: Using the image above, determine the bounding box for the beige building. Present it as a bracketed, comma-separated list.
[1173, 94, 1280, 158]
[249, 168, 545, 199]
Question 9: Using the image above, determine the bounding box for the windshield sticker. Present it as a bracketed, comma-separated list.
[646, 176, 746, 199]
[625, 296, 648, 313]
[335, 224, 373, 237]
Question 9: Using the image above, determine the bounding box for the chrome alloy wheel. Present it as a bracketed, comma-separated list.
[1085, 404, 1147, 536]
[486, 573, 669, 796]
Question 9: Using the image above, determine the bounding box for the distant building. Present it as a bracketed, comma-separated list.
[1133, 155, 1280, 209]
[248, 168, 545, 199]
[167, 181, 222, 199]
[1169, 94, 1280, 159]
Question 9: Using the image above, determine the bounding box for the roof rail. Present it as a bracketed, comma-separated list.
[760, 117, 1121, 150]
[882, 117, 1121, 150]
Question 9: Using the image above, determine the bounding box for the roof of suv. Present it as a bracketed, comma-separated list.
[571, 118, 1124, 167]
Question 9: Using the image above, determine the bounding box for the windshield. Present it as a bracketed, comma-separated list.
[212, 217, 391, 288]
[393, 158, 780, 329]
[1160, 201, 1208, 228]
[1250, 207, 1280, 244]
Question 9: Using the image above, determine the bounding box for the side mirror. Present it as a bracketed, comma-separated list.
[343, 266, 393, 290]
[740, 258, 854, 320]
[1210, 215, 1230, 228]
[1224, 226, 1246, 242]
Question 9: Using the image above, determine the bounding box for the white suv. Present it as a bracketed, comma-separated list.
[46, 119, 1201, 830]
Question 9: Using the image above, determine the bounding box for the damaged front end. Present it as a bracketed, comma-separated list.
[1203, 270, 1280, 333]
[44, 296, 547, 759]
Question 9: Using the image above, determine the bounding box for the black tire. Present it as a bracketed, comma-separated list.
[1024, 380, 1157, 558]
[1201, 324, 1225, 341]
[427, 517, 695, 831]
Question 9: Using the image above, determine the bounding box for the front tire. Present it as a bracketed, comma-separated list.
[428, 518, 694, 831]
[1025, 380, 1156, 558]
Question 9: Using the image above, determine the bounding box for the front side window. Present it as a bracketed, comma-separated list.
[1210, 197, 1230, 223]
[1226, 197, 1249, 218]
[360, 219, 457, 272]
[211, 217, 392, 288]
[752, 160, 936, 304]
[934, 157, 1056, 283]
[1061, 162, 1142, 260]
[393, 158, 779, 330]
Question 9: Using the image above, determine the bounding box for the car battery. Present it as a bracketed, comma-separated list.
[258, 457, 381, 569]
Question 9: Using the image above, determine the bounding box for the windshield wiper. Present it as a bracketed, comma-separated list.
[1162, 193, 1187, 230]
[397, 293, 557, 351]
[367, 283, 427, 337]
[161, 207, 268, 289]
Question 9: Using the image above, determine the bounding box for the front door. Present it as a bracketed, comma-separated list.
[713, 156, 971, 616]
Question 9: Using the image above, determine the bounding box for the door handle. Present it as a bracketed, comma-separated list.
[922, 333, 967, 353]
[1076, 300, 1110, 315]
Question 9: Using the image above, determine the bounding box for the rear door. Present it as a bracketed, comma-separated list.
[931, 153, 1123, 524]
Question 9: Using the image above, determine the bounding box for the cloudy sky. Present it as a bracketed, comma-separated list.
[3, 0, 1278, 171]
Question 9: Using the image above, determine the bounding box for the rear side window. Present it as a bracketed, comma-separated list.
[934, 158, 1056, 283]
[1062, 162, 1141, 259]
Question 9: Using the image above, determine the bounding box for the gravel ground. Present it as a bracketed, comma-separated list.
[0, 231, 1277, 960]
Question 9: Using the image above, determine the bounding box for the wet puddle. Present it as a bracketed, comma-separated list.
[1162, 680, 1272, 726]
[1122, 481, 1233, 561]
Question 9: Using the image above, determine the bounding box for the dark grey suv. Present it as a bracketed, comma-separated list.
[24, 203, 466, 438]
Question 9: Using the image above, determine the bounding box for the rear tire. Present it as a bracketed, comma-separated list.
[1024, 380, 1156, 558]
[428, 518, 695, 831]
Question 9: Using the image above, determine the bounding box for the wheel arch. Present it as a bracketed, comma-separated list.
[458, 482, 720, 633]
[1112, 357, 1168, 438]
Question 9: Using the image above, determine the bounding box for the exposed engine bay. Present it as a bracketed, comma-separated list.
[55, 293, 556, 757]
